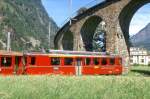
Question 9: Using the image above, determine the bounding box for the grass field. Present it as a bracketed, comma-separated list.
[128, 66, 150, 76]
[0, 66, 150, 99]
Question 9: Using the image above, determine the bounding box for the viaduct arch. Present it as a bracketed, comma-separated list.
[54, 0, 150, 69]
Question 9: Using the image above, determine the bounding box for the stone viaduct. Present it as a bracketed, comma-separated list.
[54, 0, 150, 68]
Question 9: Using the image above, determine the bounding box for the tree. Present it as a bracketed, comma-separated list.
[77, 7, 87, 15]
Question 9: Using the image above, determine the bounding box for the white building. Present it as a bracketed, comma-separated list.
[130, 47, 150, 65]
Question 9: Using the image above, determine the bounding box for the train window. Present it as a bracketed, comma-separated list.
[110, 58, 115, 65]
[85, 58, 91, 65]
[31, 57, 36, 65]
[51, 57, 60, 65]
[64, 58, 73, 65]
[1, 57, 12, 67]
[101, 58, 107, 65]
[94, 58, 99, 65]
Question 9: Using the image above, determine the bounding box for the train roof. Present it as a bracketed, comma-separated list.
[0, 50, 122, 58]
[48, 53, 121, 58]
[25, 51, 121, 58]
[0, 50, 23, 56]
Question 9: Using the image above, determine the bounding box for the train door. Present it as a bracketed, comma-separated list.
[51, 57, 60, 74]
[14, 56, 22, 75]
[25, 56, 37, 75]
[0, 56, 1, 74]
[75, 58, 82, 76]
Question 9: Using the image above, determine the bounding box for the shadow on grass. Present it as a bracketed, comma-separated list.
[131, 70, 150, 76]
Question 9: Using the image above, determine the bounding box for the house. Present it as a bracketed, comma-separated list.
[130, 47, 150, 65]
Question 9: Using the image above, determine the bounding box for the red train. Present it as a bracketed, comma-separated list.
[0, 50, 123, 75]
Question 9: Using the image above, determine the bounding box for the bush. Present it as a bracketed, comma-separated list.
[77, 7, 87, 15]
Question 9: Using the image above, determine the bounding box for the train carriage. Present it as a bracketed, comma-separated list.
[0, 50, 123, 75]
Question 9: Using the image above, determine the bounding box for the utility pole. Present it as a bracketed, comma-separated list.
[49, 22, 51, 48]
[69, 0, 72, 25]
[7, 31, 11, 51]
[69, 0, 72, 16]
[68, 0, 77, 25]
[96, 0, 99, 4]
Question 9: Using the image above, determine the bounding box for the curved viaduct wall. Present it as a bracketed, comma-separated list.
[54, 0, 150, 68]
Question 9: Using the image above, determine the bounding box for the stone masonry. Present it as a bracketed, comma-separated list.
[54, 0, 150, 73]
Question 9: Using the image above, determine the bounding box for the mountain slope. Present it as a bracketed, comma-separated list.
[0, 0, 58, 51]
[131, 23, 150, 50]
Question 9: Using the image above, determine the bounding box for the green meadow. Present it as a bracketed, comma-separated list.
[0, 66, 150, 99]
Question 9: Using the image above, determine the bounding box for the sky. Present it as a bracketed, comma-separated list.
[42, 0, 97, 27]
[129, 3, 150, 36]
[42, 0, 150, 36]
